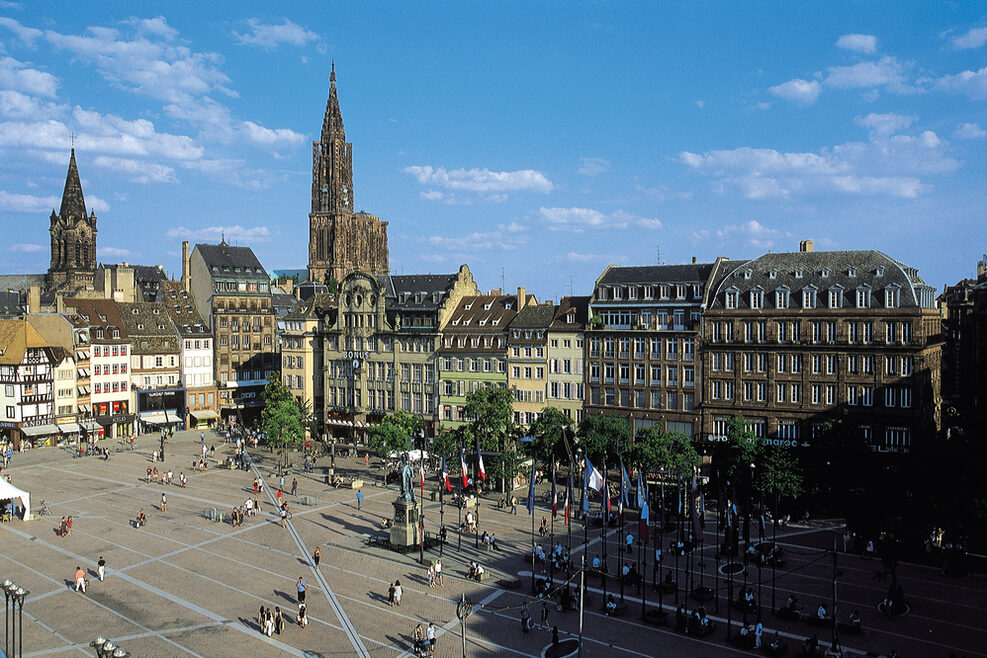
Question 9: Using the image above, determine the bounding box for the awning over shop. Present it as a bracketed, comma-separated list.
[191, 410, 219, 420]
[58, 423, 83, 433]
[80, 419, 102, 431]
[139, 411, 170, 425]
[76, 368, 89, 378]
[77, 386, 90, 396]
[20, 424, 59, 437]
[97, 414, 134, 427]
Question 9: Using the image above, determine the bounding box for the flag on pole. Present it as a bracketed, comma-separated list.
[551, 461, 558, 518]
[441, 454, 452, 492]
[620, 459, 632, 510]
[460, 447, 469, 489]
[638, 474, 650, 545]
[564, 471, 572, 524]
[476, 446, 486, 482]
[526, 460, 536, 514]
[699, 481, 707, 529]
[586, 457, 603, 491]
[636, 470, 647, 510]
[420, 456, 426, 490]
[603, 468, 611, 516]
[581, 463, 589, 516]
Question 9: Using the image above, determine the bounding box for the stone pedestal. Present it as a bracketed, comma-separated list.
[390, 498, 420, 550]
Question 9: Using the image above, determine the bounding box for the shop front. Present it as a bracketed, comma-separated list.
[93, 399, 134, 439]
[190, 409, 220, 428]
[57, 421, 83, 446]
[18, 421, 61, 449]
[137, 388, 186, 434]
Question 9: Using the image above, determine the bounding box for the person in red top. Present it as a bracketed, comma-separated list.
[74, 566, 86, 592]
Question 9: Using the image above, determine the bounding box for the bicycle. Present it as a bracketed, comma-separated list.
[38, 500, 52, 516]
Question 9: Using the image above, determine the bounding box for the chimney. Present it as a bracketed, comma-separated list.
[978, 255, 987, 281]
[692, 256, 697, 264]
[800, 240, 814, 253]
[28, 283, 40, 313]
[517, 286, 526, 311]
[182, 241, 191, 292]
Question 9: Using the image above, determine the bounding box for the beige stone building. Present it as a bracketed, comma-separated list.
[546, 296, 589, 423]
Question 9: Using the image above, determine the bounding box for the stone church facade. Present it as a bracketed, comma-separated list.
[46, 148, 98, 291]
[308, 64, 390, 284]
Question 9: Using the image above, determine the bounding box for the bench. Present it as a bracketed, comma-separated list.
[367, 534, 390, 548]
[351, 480, 364, 489]
[298, 494, 317, 506]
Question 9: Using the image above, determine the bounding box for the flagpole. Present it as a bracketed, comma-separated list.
[439, 461, 445, 558]
[550, 461, 556, 588]
[601, 462, 608, 606]
[531, 489, 536, 592]
[657, 478, 664, 611]
[474, 443, 479, 550]
[567, 470, 573, 578]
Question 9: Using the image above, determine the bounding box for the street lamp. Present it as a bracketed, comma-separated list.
[91, 636, 130, 658]
[3, 579, 27, 658]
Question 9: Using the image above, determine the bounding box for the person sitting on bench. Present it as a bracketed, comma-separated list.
[605, 594, 618, 616]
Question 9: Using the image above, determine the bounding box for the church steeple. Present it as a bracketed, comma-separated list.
[320, 60, 346, 146]
[312, 62, 353, 215]
[59, 147, 88, 223]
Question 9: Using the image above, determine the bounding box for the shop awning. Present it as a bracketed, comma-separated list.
[20, 424, 59, 437]
[191, 410, 219, 420]
[77, 386, 90, 396]
[139, 411, 170, 425]
[76, 368, 89, 378]
[80, 420, 102, 431]
[59, 423, 83, 433]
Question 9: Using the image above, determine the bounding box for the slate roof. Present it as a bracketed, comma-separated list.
[194, 243, 268, 279]
[0, 290, 23, 318]
[445, 294, 528, 332]
[161, 282, 210, 338]
[509, 303, 556, 329]
[285, 293, 335, 320]
[0, 274, 45, 293]
[598, 263, 716, 286]
[117, 302, 180, 354]
[272, 291, 300, 316]
[551, 296, 590, 329]
[378, 273, 458, 310]
[63, 299, 129, 343]
[707, 250, 935, 310]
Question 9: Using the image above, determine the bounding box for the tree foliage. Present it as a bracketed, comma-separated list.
[627, 427, 699, 480]
[577, 414, 630, 465]
[526, 406, 574, 468]
[464, 387, 515, 451]
[261, 373, 305, 473]
[366, 410, 422, 458]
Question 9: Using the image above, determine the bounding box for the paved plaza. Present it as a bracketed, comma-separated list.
[1, 430, 985, 657]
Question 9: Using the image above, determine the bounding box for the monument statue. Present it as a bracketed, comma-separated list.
[399, 452, 416, 501]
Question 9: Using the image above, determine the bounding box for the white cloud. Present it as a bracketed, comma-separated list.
[633, 183, 691, 202]
[421, 190, 445, 201]
[825, 56, 908, 91]
[0, 190, 59, 211]
[424, 223, 529, 252]
[854, 112, 917, 136]
[950, 26, 987, 50]
[98, 246, 133, 258]
[7, 243, 44, 252]
[695, 100, 704, 109]
[0, 17, 43, 46]
[680, 128, 956, 200]
[954, 122, 987, 139]
[404, 165, 554, 194]
[0, 56, 58, 97]
[578, 157, 610, 176]
[91, 155, 176, 183]
[935, 66, 987, 100]
[166, 224, 272, 243]
[836, 33, 877, 54]
[538, 207, 662, 232]
[0, 89, 62, 119]
[239, 120, 304, 147]
[768, 78, 822, 106]
[233, 19, 318, 49]
[692, 220, 792, 249]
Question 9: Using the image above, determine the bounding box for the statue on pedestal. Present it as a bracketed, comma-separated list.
[399, 452, 416, 502]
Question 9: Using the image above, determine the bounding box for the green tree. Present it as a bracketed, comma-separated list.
[261, 373, 305, 474]
[366, 410, 422, 458]
[526, 406, 573, 469]
[429, 427, 461, 465]
[464, 387, 515, 451]
[577, 414, 630, 466]
[756, 445, 803, 502]
[628, 427, 699, 480]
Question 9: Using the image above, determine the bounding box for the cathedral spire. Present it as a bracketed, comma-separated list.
[321, 61, 344, 143]
[59, 147, 88, 222]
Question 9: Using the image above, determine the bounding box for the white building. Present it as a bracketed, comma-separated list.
[0, 319, 58, 449]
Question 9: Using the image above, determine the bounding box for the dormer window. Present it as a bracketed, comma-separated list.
[828, 287, 843, 309]
[884, 285, 900, 308]
[464, 302, 473, 310]
[749, 288, 764, 310]
[848, 267, 857, 278]
[802, 287, 817, 309]
[692, 284, 701, 298]
[775, 287, 789, 309]
[597, 286, 608, 300]
[643, 286, 654, 299]
[483, 303, 492, 310]
[795, 268, 804, 279]
[137, 323, 145, 330]
[112, 330, 120, 338]
[856, 286, 871, 308]
[676, 284, 686, 299]
[743, 269, 752, 280]
[876, 266, 885, 277]
[612, 286, 622, 300]
[505, 303, 513, 309]
[566, 312, 575, 324]
[513, 330, 520, 338]
[660, 285, 670, 299]
[628, 287, 638, 300]
[769, 269, 778, 279]
[821, 268, 830, 278]
[725, 288, 739, 309]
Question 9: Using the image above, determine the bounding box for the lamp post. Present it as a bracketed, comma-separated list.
[12, 585, 26, 658]
[456, 594, 473, 658]
[91, 636, 130, 658]
[3, 579, 27, 658]
[3, 579, 15, 658]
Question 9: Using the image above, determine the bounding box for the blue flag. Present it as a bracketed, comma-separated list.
[620, 459, 631, 509]
[526, 460, 536, 514]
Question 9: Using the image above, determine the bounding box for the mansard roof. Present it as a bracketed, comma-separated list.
[161, 281, 210, 337]
[708, 249, 935, 310]
[509, 303, 556, 329]
[445, 294, 525, 332]
[551, 296, 590, 329]
[380, 273, 459, 310]
[117, 302, 180, 355]
[285, 293, 335, 320]
[195, 243, 268, 279]
[598, 263, 716, 286]
[63, 299, 129, 342]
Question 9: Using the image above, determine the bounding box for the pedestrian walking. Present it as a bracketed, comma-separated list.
[297, 603, 308, 627]
[427, 562, 436, 588]
[388, 581, 396, 606]
[279, 475, 285, 490]
[541, 601, 550, 628]
[274, 607, 285, 635]
[66, 515, 73, 535]
[392, 580, 403, 606]
[296, 577, 307, 604]
[200, 431, 205, 445]
[152, 449, 158, 463]
[280, 507, 288, 528]
[74, 566, 86, 592]
[313, 547, 321, 568]
[97, 556, 106, 581]
[511, 496, 519, 515]
[365, 453, 369, 467]
[59, 516, 67, 537]
[180, 472, 187, 488]
[426, 622, 436, 651]
[434, 558, 443, 586]
[277, 488, 283, 505]
[160, 492, 167, 512]
[291, 478, 298, 496]
[356, 489, 363, 510]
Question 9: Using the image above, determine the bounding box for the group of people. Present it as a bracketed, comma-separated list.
[58, 515, 73, 536]
[257, 605, 303, 636]
[480, 531, 500, 550]
[426, 559, 444, 587]
[466, 561, 485, 581]
[412, 622, 437, 655]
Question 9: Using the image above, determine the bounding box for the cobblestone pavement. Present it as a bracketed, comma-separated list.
[1, 430, 984, 657]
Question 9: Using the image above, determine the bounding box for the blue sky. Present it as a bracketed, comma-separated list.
[1, 2, 985, 301]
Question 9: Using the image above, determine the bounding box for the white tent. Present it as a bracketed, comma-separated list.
[0, 478, 30, 520]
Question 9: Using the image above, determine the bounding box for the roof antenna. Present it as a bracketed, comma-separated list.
[656, 245, 661, 265]
[501, 267, 506, 294]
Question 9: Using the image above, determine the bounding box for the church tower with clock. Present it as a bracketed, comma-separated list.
[308, 63, 390, 284]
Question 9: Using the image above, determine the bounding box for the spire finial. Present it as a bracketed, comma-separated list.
[71, 131, 75, 149]
[330, 60, 335, 85]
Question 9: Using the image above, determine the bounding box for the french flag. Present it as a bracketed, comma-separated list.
[563, 472, 571, 524]
[477, 447, 486, 482]
[441, 454, 452, 492]
[460, 447, 469, 488]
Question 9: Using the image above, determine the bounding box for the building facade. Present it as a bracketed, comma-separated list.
[308, 65, 389, 284]
[282, 292, 332, 433]
[0, 320, 58, 449]
[938, 255, 987, 436]
[701, 243, 941, 454]
[25, 313, 83, 444]
[584, 260, 727, 438]
[188, 241, 276, 424]
[546, 296, 589, 423]
[118, 302, 184, 432]
[162, 281, 218, 429]
[506, 295, 551, 428]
